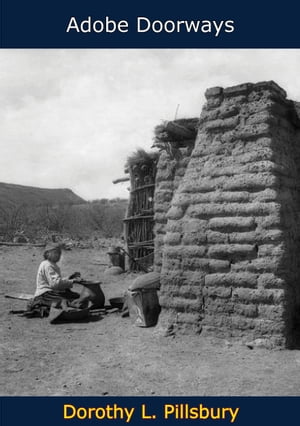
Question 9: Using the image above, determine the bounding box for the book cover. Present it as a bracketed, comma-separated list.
[1, 1, 300, 425]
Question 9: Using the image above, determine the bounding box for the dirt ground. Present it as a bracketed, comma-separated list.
[1, 244, 300, 396]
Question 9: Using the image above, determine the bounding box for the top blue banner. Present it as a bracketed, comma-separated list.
[1, 0, 300, 48]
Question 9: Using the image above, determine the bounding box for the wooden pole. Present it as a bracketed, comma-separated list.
[0, 242, 45, 247]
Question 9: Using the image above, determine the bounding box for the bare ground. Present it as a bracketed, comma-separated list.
[1, 244, 300, 396]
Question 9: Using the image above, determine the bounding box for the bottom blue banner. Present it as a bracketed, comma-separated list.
[0, 396, 298, 426]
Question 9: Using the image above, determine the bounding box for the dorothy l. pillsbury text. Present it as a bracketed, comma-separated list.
[63, 403, 240, 422]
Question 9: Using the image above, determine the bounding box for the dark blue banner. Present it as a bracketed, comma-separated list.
[0, 0, 300, 48]
[1, 396, 300, 426]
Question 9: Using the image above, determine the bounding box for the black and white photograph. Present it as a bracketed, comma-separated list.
[1, 49, 300, 397]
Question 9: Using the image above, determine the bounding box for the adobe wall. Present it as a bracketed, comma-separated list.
[158, 81, 300, 347]
[153, 118, 198, 272]
[154, 147, 193, 271]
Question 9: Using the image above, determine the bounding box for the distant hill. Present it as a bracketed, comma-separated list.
[0, 184, 127, 241]
[0, 182, 86, 208]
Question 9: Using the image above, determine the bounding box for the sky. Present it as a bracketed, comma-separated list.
[1, 49, 300, 201]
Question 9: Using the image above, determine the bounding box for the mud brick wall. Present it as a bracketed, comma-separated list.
[154, 146, 194, 272]
[158, 81, 300, 347]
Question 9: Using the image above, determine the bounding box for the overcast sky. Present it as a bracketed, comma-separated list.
[1, 49, 300, 200]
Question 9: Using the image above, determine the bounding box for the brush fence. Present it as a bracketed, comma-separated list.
[124, 161, 157, 271]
